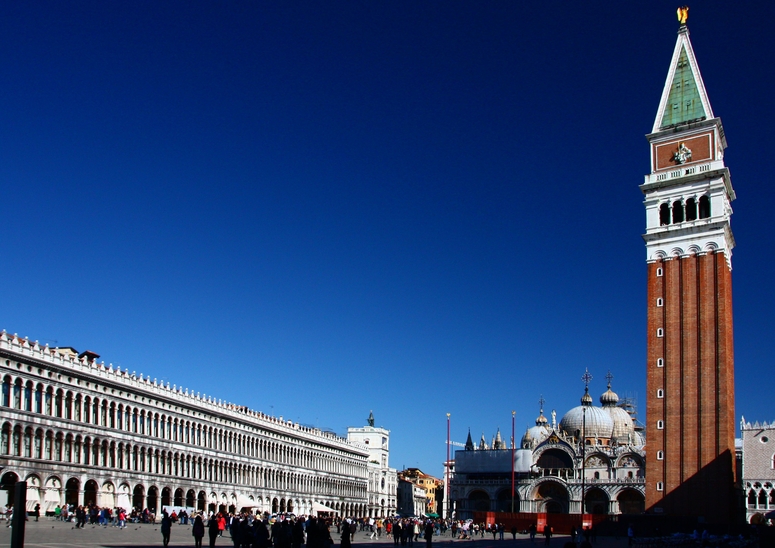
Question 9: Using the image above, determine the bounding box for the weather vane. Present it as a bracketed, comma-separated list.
[677, 6, 689, 26]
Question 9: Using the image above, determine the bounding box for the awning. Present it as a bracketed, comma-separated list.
[237, 495, 260, 509]
[311, 501, 335, 514]
[425, 513, 439, 518]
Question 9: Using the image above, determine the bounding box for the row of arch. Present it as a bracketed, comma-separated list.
[461, 482, 645, 515]
[0, 470, 366, 517]
[746, 485, 775, 510]
[0, 422, 365, 500]
[0, 374, 362, 477]
[659, 195, 711, 226]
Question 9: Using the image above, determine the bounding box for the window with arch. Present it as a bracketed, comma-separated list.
[656, 482, 664, 492]
[657, 358, 664, 368]
[699, 195, 711, 218]
[657, 420, 664, 430]
[657, 450, 664, 460]
[672, 201, 684, 224]
[657, 328, 664, 338]
[656, 267, 663, 277]
[656, 298, 663, 307]
[657, 389, 664, 398]
[659, 203, 671, 226]
[685, 197, 697, 221]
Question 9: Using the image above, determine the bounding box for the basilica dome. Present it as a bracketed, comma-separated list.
[599, 378, 636, 442]
[559, 388, 614, 440]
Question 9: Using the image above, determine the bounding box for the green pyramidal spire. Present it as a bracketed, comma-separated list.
[653, 26, 714, 132]
[660, 45, 706, 128]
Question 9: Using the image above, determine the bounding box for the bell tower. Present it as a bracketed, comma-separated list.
[641, 9, 736, 524]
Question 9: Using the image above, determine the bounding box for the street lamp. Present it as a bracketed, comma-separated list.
[446, 413, 451, 519]
[511, 410, 516, 514]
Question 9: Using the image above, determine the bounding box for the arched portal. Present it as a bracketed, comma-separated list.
[496, 489, 518, 512]
[147, 486, 159, 514]
[161, 487, 172, 507]
[468, 490, 490, 512]
[583, 488, 608, 514]
[65, 477, 80, 507]
[617, 489, 645, 515]
[174, 488, 184, 507]
[198, 491, 206, 511]
[535, 481, 569, 514]
[186, 489, 196, 508]
[272, 498, 279, 514]
[84, 480, 99, 507]
[132, 484, 145, 510]
[0, 472, 18, 507]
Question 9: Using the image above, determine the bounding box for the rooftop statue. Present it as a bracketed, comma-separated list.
[677, 6, 689, 25]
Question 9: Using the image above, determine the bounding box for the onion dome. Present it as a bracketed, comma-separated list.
[599, 373, 635, 443]
[521, 399, 552, 448]
[559, 386, 613, 440]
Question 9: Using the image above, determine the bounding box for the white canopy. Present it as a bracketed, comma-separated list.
[311, 501, 335, 514]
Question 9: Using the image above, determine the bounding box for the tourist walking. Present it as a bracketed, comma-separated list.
[161, 511, 172, 547]
[193, 515, 205, 548]
[209, 514, 221, 548]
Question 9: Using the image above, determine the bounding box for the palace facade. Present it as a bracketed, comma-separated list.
[0, 331, 369, 517]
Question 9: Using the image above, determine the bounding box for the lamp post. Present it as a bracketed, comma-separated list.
[446, 412, 451, 519]
[511, 410, 516, 514]
[580, 368, 592, 520]
[581, 405, 586, 517]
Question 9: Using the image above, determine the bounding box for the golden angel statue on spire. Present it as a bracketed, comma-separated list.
[677, 6, 689, 25]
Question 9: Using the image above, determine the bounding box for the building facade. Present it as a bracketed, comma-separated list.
[398, 468, 442, 515]
[642, 17, 737, 524]
[396, 478, 427, 518]
[346, 412, 398, 517]
[0, 332, 369, 517]
[740, 418, 775, 524]
[449, 378, 646, 519]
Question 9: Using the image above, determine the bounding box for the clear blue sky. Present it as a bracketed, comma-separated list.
[2, 2, 773, 479]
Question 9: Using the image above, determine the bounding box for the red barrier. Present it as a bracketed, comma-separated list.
[472, 512, 607, 535]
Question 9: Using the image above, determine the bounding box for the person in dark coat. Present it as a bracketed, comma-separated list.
[209, 514, 222, 548]
[255, 519, 271, 548]
[293, 518, 306, 548]
[424, 521, 434, 548]
[161, 511, 172, 547]
[341, 521, 351, 548]
[193, 515, 206, 548]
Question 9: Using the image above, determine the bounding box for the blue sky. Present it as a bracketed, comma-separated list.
[2, 2, 774, 478]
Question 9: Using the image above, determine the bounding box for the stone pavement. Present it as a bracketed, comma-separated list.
[0, 519, 632, 548]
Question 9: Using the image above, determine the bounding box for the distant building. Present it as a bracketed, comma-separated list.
[740, 418, 775, 523]
[449, 378, 645, 519]
[397, 478, 426, 517]
[398, 468, 442, 515]
[347, 411, 397, 517]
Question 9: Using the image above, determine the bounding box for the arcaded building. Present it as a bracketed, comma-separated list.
[740, 418, 775, 524]
[449, 376, 646, 519]
[0, 331, 369, 516]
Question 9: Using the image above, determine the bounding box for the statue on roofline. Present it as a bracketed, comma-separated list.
[677, 6, 689, 25]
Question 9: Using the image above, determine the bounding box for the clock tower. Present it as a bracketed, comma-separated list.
[641, 13, 737, 524]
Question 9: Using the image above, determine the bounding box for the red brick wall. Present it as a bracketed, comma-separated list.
[645, 252, 736, 523]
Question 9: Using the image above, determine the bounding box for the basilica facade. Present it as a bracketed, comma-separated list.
[449, 376, 646, 519]
[0, 331, 370, 517]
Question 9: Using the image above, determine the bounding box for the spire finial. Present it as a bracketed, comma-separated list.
[538, 394, 545, 412]
[677, 6, 689, 26]
[605, 370, 613, 388]
[582, 368, 593, 389]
